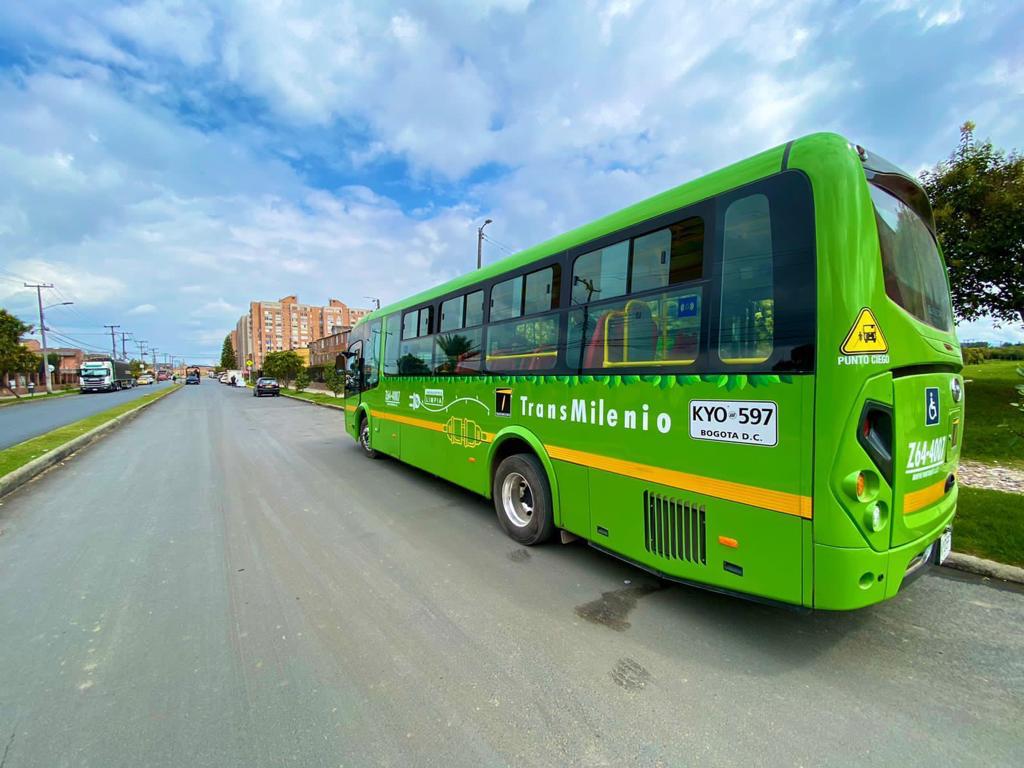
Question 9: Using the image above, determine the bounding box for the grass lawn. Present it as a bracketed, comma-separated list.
[954, 486, 1024, 568]
[0, 389, 79, 408]
[277, 388, 346, 408]
[960, 360, 1024, 469]
[0, 384, 181, 478]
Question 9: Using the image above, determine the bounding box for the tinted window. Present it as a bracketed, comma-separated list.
[440, 296, 463, 332]
[568, 287, 702, 369]
[418, 307, 433, 337]
[490, 276, 523, 322]
[398, 337, 433, 374]
[402, 312, 418, 340]
[465, 290, 484, 327]
[631, 218, 704, 292]
[486, 315, 559, 372]
[870, 184, 953, 332]
[365, 319, 381, 388]
[719, 194, 774, 364]
[524, 266, 560, 315]
[434, 329, 483, 374]
[383, 314, 401, 375]
[572, 240, 628, 304]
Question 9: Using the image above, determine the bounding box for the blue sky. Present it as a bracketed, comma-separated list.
[1, 0, 1022, 363]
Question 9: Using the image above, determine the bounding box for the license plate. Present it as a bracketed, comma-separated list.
[938, 528, 952, 564]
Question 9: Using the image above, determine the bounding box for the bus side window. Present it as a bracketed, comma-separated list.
[719, 194, 774, 364]
[383, 314, 401, 376]
[571, 241, 628, 305]
[365, 319, 381, 388]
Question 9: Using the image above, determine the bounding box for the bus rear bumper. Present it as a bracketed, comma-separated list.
[813, 499, 957, 610]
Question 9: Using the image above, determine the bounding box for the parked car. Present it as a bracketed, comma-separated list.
[219, 374, 229, 383]
[137, 373, 155, 385]
[253, 377, 280, 397]
[185, 373, 200, 385]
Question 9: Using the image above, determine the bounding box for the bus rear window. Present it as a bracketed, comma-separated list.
[869, 183, 953, 332]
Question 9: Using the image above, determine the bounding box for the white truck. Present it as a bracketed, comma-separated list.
[79, 357, 134, 393]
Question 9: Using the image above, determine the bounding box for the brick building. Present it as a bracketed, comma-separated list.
[238, 296, 371, 370]
[308, 330, 350, 371]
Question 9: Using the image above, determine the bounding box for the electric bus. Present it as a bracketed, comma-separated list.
[343, 133, 962, 610]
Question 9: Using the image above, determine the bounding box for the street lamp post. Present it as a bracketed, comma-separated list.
[477, 218, 493, 270]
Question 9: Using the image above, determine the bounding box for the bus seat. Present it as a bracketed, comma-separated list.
[584, 312, 614, 368]
[623, 300, 658, 362]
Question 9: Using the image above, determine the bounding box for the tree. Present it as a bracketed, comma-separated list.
[294, 367, 310, 392]
[220, 334, 237, 369]
[262, 350, 304, 388]
[323, 363, 345, 397]
[920, 122, 1024, 326]
[0, 308, 42, 397]
[129, 359, 144, 378]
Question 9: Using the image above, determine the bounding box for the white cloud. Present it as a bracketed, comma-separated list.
[127, 303, 157, 315]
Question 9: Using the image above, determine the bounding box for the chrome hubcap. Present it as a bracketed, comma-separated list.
[501, 472, 534, 528]
[360, 423, 371, 451]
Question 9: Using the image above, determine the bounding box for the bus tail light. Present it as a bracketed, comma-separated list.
[857, 401, 893, 484]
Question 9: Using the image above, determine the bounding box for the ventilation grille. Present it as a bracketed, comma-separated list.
[643, 491, 706, 565]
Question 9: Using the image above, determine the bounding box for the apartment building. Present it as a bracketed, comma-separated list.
[235, 314, 252, 367]
[240, 296, 371, 370]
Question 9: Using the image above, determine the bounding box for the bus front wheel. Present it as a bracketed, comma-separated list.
[359, 415, 380, 459]
[493, 454, 555, 546]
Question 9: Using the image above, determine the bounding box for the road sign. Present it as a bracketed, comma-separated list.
[245, 358, 254, 368]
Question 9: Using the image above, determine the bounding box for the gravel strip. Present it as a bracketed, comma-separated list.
[956, 460, 1024, 494]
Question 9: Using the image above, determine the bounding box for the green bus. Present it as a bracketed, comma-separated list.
[343, 133, 962, 610]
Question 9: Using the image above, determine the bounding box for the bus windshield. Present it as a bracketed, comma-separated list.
[869, 183, 953, 332]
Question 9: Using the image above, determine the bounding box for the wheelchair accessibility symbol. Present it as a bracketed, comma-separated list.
[925, 387, 940, 427]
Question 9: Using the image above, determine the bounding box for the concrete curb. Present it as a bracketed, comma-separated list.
[0, 386, 181, 500]
[279, 392, 347, 411]
[943, 552, 1024, 585]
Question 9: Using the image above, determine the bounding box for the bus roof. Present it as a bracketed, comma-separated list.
[356, 131, 856, 327]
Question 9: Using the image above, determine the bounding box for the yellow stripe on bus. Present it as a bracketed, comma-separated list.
[903, 479, 948, 514]
[545, 444, 812, 519]
[365, 408, 811, 519]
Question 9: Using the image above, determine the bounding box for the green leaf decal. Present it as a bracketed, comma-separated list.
[780, 374, 794, 384]
[676, 374, 700, 386]
[579, 375, 594, 384]
[726, 374, 747, 391]
[568, 376, 580, 386]
[622, 375, 641, 385]
[659, 375, 676, 390]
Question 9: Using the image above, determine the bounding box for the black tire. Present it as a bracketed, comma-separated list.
[358, 414, 380, 459]
[492, 453, 555, 545]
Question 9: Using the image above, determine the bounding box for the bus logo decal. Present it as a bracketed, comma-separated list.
[840, 307, 888, 355]
[495, 388, 512, 417]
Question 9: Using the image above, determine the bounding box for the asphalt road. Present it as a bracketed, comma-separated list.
[0, 381, 175, 450]
[0, 382, 1022, 767]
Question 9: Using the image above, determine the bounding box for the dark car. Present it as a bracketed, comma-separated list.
[185, 373, 200, 385]
[254, 377, 280, 397]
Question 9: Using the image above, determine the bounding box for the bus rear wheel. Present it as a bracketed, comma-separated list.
[359, 415, 380, 459]
[493, 454, 555, 545]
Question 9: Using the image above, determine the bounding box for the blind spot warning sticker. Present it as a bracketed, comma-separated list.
[841, 308, 888, 354]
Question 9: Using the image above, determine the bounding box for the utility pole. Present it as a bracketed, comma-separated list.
[151, 348, 158, 374]
[476, 219, 493, 270]
[24, 283, 55, 393]
[104, 325, 120, 360]
[121, 331, 130, 360]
